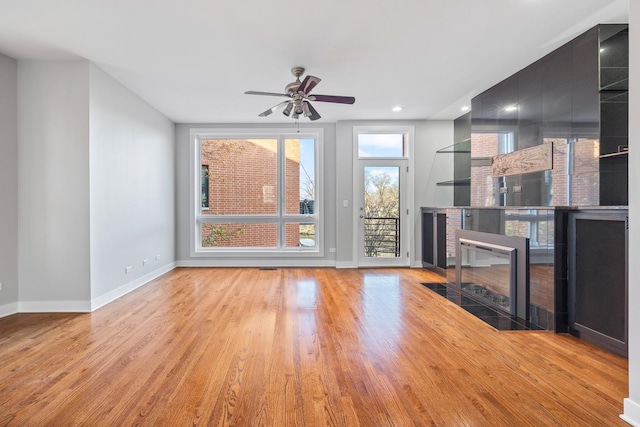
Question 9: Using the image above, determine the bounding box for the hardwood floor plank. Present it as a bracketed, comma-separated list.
[0, 267, 628, 426]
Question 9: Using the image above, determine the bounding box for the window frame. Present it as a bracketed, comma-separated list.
[189, 127, 324, 257]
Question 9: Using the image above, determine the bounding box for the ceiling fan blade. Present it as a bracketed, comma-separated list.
[310, 94, 356, 104]
[297, 75, 321, 94]
[305, 101, 321, 121]
[259, 101, 289, 117]
[245, 91, 290, 97]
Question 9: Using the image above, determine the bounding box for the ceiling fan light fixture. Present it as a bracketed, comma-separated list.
[283, 102, 293, 116]
[302, 102, 311, 118]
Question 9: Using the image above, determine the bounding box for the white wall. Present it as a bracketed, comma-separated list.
[334, 120, 453, 267]
[89, 64, 176, 309]
[17, 61, 91, 310]
[622, 0, 639, 425]
[174, 122, 337, 266]
[0, 53, 18, 315]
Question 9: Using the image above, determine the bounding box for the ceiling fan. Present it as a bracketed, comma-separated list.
[245, 67, 355, 121]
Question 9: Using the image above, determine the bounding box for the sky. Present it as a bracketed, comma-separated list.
[358, 133, 404, 158]
[299, 138, 315, 199]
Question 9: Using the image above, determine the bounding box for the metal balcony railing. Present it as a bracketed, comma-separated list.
[364, 217, 400, 258]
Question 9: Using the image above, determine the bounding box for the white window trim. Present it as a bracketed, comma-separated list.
[189, 127, 324, 258]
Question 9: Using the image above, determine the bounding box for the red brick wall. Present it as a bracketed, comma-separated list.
[470, 133, 599, 207]
[549, 137, 599, 206]
[549, 139, 568, 205]
[470, 133, 499, 206]
[200, 139, 301, 247]
[570, 138, 600, 206]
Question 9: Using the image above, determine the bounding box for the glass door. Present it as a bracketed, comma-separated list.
[357, 159, 408, 266]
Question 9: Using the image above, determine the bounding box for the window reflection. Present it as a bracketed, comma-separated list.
[362, 274, 401, 339]
[470, 132, 600, 207]
[296, 279, 317, 309]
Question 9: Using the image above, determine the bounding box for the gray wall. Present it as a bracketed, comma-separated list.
[5, 60, 176, 313]
[18, 60, 92, 309]
[0, 53, 18, 314]
[174, 123, 337, 266]
[89, 64, 176, 306]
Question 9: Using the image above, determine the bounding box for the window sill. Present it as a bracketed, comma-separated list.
[191, 247, 324, 258]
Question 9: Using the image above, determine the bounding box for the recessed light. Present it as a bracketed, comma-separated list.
[504, 105, 518, 112]
[392, 106, 403, 112]
[461, 105, 470, 112]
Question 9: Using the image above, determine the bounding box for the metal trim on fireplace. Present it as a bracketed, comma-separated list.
[459, 238, 517, 315]
[455, 229, 530, 321]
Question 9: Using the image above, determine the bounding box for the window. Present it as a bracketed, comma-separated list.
[504, 209, 552, 248]
[357, 133, 405, 158]
[191, 129, 322, 255]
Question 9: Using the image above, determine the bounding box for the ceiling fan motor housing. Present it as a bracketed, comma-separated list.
[285, 66, 305, 95]
[285, 81, 300, 95]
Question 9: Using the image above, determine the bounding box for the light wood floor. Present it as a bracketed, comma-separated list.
[0, 267, 628, 426]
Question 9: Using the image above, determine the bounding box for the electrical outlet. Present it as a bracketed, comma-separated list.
[143, 259, 148, 266]
[0, 282, 3, 291]
[125, 266, 133, 274]
[155, 254, 160, 261]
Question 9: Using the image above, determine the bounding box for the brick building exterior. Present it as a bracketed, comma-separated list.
[200, 139, 304, 247]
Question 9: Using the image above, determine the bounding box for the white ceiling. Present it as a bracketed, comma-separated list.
[0, 0, 629, 123]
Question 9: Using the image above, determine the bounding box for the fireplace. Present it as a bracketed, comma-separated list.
[455, 230, 530, 320]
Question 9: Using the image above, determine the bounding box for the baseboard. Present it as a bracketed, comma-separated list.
[622, 398, 640, 426]
[90, 262, 177, 311]
[18, 300, 91, 313]
[0, 302, 19, 318]
[335, 261, 357, 269]
[177, 259, 335, 268]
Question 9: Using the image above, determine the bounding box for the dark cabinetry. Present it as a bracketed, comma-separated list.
[466, 24, 628, 208]
[568, 210, 628, 357]
[421, 208, 462, 282]
[599, 25, 629, 206]
[421, 209, 447, 275]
